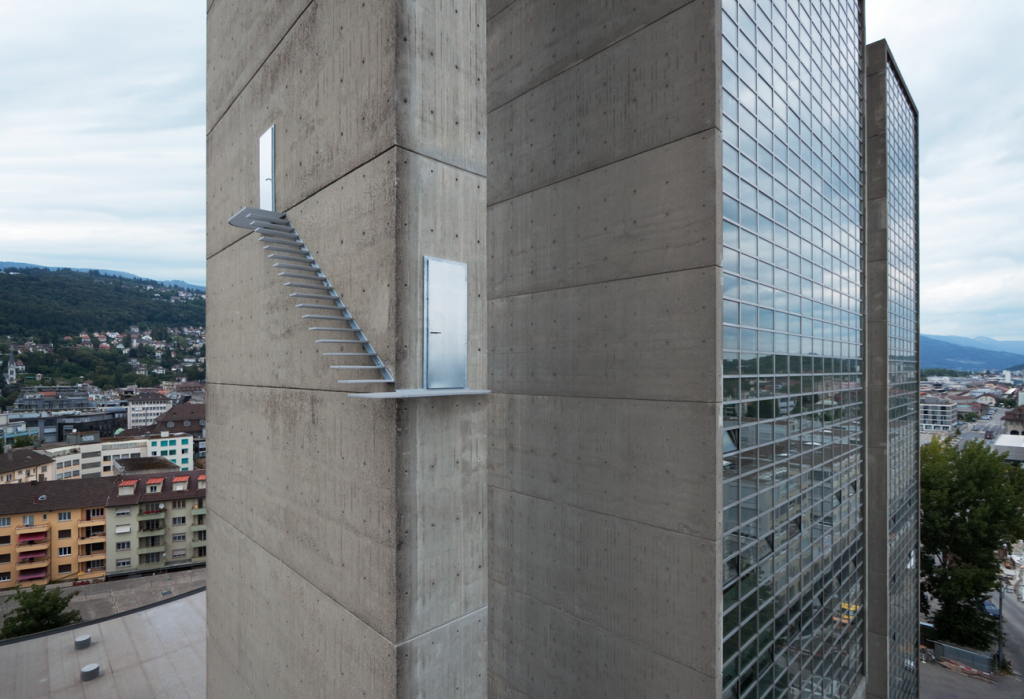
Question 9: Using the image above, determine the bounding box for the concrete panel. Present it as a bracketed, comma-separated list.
[394, 152, 488, 389]
[489, 489, 719, 675]
[207, 0, 399, 257]
[397, 606, 487, 699]
[865, 134, 888, 203]
[206, 0, 313, 129]
[489, 582, 717, 699]
[207, 515, 399, 699]
[488, 0, 697, 110]
[395, 397, 489, 640]
[208, 382, 399, 639]
[489, 394, 719, 539]
[488, 268, 720, 402]
[487, 0, 718, 204]
[396, 0, 486, 176]
[489, 131, 720, 299]
[207, 151, 399, 391]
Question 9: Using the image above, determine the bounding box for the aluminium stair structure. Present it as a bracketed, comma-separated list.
[228, 207, 395, 387]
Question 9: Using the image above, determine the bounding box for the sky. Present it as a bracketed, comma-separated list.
[0, 2, 206, 286]
[0, 2, 1021, 336]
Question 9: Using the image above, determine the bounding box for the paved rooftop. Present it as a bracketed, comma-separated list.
[0, 567, 206, 622]
[0, 590, 206, 699]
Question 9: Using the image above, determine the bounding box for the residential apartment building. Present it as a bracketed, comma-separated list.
[0, 450, 55, 485]
[0, 478, 113, 589]
[105, 470, 207, 577]
[920, 396, 956, 432]
[154, 403, 206, 458]
[207, 2, 919, 698]
[125, 395, 174, 430]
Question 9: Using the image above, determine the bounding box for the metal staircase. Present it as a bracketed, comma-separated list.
[228, 207, 395, 386]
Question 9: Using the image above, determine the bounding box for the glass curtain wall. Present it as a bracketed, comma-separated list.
[884, 58, 919, 699]
[720, 0, 866, 697]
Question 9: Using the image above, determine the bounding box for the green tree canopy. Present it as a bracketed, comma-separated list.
[921, 437, 1024, 648]
[0, 585, 81, 639]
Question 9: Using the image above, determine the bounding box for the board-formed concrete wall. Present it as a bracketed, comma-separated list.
[206, 1, 487, 697]
[486, 1, 724, 696]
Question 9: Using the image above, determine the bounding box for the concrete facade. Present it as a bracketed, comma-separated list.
[206, 1, 487, 697]
[487, 1, 722, 697]
[865, 40, 920, 699]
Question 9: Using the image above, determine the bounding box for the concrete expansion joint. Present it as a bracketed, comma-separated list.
[395, 145, 486, 180]
[487, 261, 718, 301]
[485, 0, 704, 115]
[395, 605, 487, 649]
[492, 486, 719, 544]
[206, 0, 316, 137]
[486, 124, 720, 209]
[489, 391, 722, 407]
[213, 514, 398, 647]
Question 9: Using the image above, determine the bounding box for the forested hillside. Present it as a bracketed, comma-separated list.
[0, 267, 204, 340]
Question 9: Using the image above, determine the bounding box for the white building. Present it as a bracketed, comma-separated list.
[920, 396, 957, 432]
[125, 396, 174, 430]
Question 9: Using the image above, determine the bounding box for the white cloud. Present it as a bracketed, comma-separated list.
[0, 1, 206, 286]
[867, 0, 1024, 340]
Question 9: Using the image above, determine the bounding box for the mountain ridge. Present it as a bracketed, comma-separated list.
[0, 261, 204, 291]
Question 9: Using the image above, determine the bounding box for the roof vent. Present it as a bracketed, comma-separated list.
[38, 494, 46, 499]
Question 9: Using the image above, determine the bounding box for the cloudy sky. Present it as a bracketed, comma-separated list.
[0, 2, 205, 286]
[1, 2, 1021, 337]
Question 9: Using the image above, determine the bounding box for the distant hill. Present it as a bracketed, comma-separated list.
[0, 267, 204, 340]
[924, 334, 1024, 356]
[921, 336, 1024, 372]
[0, 261, 204, 291]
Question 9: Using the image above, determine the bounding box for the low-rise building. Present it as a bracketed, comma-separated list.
[1003, 406, 1024, 436]
[0, 478, 114, 589]
[0, 450, 55, 485]
[921, 396, 957, 432]
[105, 471, 206, 577]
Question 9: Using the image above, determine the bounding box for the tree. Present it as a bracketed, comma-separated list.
[921, 437, 1024, 649]
[11, 436, 33, 449]
[0, 585, 81, 639]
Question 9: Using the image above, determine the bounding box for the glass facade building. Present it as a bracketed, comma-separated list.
[720, 0, 869, 697]
[882, 58, 919, 698]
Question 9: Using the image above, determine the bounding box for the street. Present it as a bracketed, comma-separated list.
[921, 574, 1024, 698]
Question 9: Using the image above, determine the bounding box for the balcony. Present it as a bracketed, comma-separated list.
[16, 536, 49, 552]
[77, 519, 103, 529]
[15, 555, 49, 570]
[138, 544, 165, 555]
[78, 569, 106, 580]
[191, 507, 207, 516]
[80, 533, 106, 545]
[138, 511, 166, 522]
[16, 568, 49, 584]
[191, 524, 207, 533]
[78, 552, 106, 563]
[16, 522, 50, 535]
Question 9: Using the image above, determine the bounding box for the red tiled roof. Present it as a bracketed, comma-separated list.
[197, 474, 206, 480]
[146, 478, 164, 485]
[172, 476, 189, 482]
[119, 480, 138, 486]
